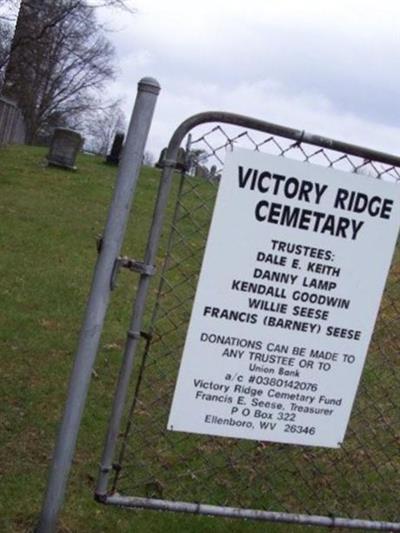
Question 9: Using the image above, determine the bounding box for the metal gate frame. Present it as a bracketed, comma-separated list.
[94, 113, 400, 530]
[38, 77, 161, 533]
[37, 77, 400, 532]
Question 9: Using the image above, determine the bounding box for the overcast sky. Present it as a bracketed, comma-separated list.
[102, 0, 400, 159]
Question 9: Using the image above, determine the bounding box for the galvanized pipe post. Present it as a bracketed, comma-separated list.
[37, 77, 160, 533]
[95, 148, 180, 498]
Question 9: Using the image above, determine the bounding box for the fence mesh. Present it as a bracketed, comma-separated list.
[109, 124, 400, 525]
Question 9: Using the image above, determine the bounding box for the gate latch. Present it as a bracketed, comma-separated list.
[110, 256, 156, 290]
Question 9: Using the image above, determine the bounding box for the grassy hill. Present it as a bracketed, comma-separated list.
[1, 145, 398, 533]
[1, 145, 299, 532]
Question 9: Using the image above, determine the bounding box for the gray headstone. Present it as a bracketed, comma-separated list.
[209, 165, 221, 181]
[106, 131, 125, 165]
[195, 165, 209, 179]
[155, 147, 167, 169]
[209, 165, 217, 179]
[47, 128, 83, 170]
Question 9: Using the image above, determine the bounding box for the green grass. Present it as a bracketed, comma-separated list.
[1, 145, 398, 532]
[0, 145, 313, 532]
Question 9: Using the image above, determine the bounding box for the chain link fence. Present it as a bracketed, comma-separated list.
[100, 119, 400, 529]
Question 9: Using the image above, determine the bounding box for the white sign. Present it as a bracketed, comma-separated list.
[168, 149, 400, 448]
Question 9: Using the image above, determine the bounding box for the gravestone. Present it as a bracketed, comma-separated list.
[106, 131, 125, 165]
[195, 164, 209, 179]
[209, 165, 217, 179]
[155, 147, 167, 169]
[209, 164, 221, 181]
[47, 128, 83, 170]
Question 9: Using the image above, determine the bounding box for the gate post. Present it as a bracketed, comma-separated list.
[37, 77, 160, 533]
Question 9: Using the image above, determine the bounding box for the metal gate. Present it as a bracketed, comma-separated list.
[93, 112, 400, 530]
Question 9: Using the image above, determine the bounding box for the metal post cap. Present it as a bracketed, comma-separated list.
[138, 77, 161, 95]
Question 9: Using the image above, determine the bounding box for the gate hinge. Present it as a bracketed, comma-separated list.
[110, 256, 156, 290]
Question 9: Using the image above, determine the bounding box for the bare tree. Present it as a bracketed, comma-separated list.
[0, 1, 16, 84]
[1, 0, 134, 143]
[143, 150, 155, 167]
[0, 19, 12, 86]
[83, 99, 126, 155]
[1, 1, 118, 143]
[0, 0, 19, 22]
[0, 0, 134, 75]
